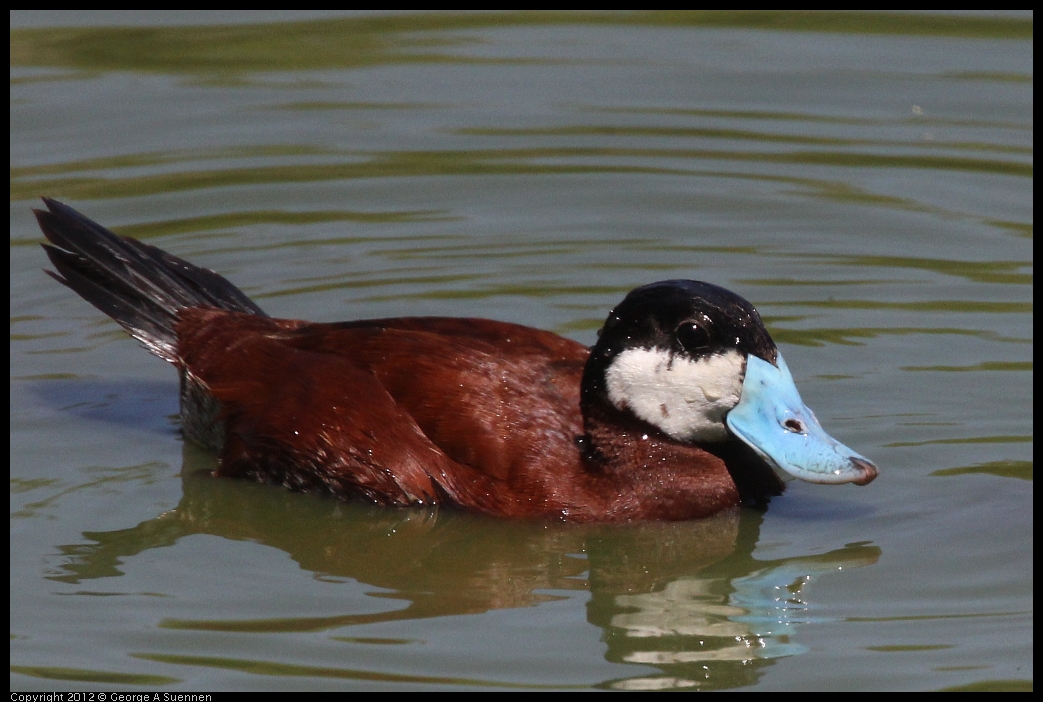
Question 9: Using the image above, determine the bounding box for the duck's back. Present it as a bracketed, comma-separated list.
[174, 309, 590, 500]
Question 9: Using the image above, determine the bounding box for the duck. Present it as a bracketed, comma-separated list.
[35, 197, 878, 522]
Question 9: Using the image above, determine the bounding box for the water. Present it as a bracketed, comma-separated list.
[10, 11, 1032, 691]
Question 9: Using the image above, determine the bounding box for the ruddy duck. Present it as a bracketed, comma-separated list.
[36, 198, 877, 522]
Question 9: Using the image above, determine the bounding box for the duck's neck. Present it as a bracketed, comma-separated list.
[573, 401, 735, 519]
[578, 400, 784, 520]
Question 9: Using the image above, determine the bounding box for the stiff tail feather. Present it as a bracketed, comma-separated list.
[36, 197, 267, 363]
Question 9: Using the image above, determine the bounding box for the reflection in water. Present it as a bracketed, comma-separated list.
[48, 445, 879, 690]
[601, 548, 878, 689]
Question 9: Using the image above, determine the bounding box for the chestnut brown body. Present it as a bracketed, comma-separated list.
[176, 310, 774, 521]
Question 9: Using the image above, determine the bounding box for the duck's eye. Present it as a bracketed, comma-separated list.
[676, 321, 711, 353]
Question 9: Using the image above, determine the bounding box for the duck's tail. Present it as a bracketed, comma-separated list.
[36, 197, 268, 363]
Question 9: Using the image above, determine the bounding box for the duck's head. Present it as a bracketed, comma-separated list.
[581, 280, 878, 486]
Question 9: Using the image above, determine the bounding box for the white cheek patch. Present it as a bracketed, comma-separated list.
[604, 348, 745, 442]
